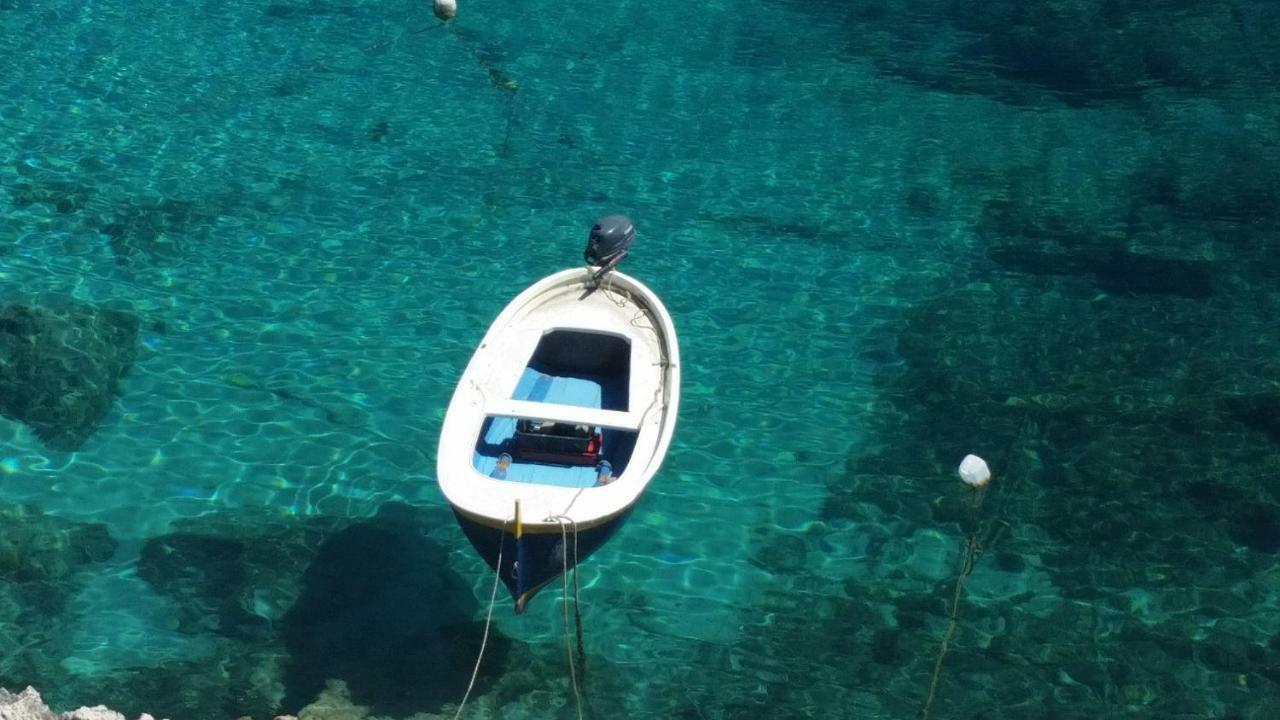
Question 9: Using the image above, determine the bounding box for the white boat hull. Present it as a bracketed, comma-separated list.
[437, 268, 680, 610]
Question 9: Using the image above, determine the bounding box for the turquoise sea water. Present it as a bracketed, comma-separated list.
[3, 0, 1280, 717]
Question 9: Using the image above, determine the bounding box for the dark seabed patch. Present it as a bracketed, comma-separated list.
[793, 0, 1280, 106]
[1224, 394, 1280, 445]
[0, 504, 118, 710]
[99, 198, 206, 268]
[120, 504, 509, 718]
[0, 302, 139, 450]
[814, 243, 1280, 715]
[9, 179, 95, 215]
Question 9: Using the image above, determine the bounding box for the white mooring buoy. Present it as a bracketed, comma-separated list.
[434, 0, 457, 21]
[957, 454, 992, 489]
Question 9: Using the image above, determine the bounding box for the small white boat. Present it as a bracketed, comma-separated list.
[437, 216, 680, 612]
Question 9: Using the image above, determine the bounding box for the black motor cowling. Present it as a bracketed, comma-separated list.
[584, 214, 634, 280]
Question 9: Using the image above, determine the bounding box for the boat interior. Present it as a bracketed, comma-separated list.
[472, 329, 639, 488]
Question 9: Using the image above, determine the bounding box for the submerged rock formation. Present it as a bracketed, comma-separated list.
[0, 503, 118, 583]
[796, 0, 1280, 106]
[0, 504, 119, 701]
[98, 198, 205, 269]
[0, 302, 139, 450]
[127, 503, 506, 718]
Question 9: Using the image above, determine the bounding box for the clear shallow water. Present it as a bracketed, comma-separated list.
[2, 0, 1280, 718]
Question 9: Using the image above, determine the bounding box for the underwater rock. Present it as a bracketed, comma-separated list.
[1198, 633, 1269, 674]
[1097, 250, 1213, 298]
[868, 628, 900, 665]
[1224, 394, 1280, 445]
[0, 502, 118, 586]
[0, 504, 119, 693]
[988, 245, 1213, 299]
[696, 209, 833, 246]
[99, 198, 204, 268]
[1228, 505, 1280, 554]
[270, 75, 307, 98]
[903, 185, 943, 218]
[0, 302, 139, 450]
[815, 0, 1279, 105]
[10, 180, 95, 215]
[129, 514, 366, 717]
[979, 196, 1215, 299]
[65, 657, 266, 720]
[132, 504, 500, 718]
[1129, 135, 1280, 233]
[0, 687, 163, 720]
[294, 680, 367, 720]
[135, 508, 371, 642]
[748, 528, 809, 574]
[136, 533, 264, 636]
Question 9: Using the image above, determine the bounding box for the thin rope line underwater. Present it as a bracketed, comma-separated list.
[452, 518, 508, 720]
[553, 515, 586, 720]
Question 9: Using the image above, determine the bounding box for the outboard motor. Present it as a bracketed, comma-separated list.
[584, 214, 634, 285]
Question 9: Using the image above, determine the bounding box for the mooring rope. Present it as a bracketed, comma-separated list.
[453, 519, 508, 720]
[594, 270, 627, 308]
[552, 515, 586, 720]
[571, 523, 585, 681]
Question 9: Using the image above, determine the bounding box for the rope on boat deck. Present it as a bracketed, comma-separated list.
[594, 273, 669, 439]
[452, 518, 509, 720]
[552, 514, 586, 720]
